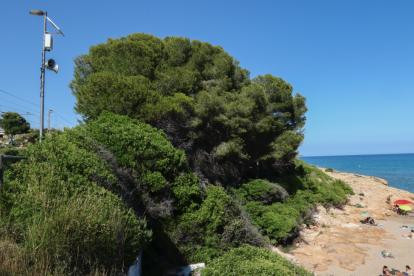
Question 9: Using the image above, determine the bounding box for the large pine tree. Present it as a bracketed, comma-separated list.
[70, 33, 307, 186]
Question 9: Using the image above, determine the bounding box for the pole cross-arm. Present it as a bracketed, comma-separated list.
[47, 17, 65, 37]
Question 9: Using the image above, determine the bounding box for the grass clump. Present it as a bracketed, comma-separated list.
[200, 245, 312, 276]
[325, 168, 334, 172]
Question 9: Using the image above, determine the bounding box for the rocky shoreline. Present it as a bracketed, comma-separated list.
[286, 167, 414, 275]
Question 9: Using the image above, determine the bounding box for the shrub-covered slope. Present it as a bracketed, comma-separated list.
[0, 121, 152, 274]
[0, 112, 353, 275]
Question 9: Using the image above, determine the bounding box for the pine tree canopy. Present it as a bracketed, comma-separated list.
[70, 33, 307, 185]
[0, 111, 30, 136]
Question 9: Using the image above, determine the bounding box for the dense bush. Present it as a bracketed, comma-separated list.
[200, 245, 312, 276]
[325, 168, 334, 172]
[0, 129, 152, 274]
[230, 160, 354, 243]
[64, 111, 202, 219]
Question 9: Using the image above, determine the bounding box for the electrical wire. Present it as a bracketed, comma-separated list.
[0, 105, 40, 115]
[0, 89, 76, 126]
[0, 89, 40, 107]
[53, 111, 76, 126]
[0, 97, 39, 113]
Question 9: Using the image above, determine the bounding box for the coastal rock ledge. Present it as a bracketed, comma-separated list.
[369, 176, 388, 185]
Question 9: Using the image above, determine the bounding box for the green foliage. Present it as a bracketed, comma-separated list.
[200, 245, 312, 276]
[1, 129, 152, 273]
[0, 111, 30, 136]
[235, 179, 272, 201]
[71, 111, 201, 211]
[172, 185, 236, 260]
[230, 160, 354, 242]
[70, 33, 308, 186]
[244, 201, 299, 239]
[325, 168, 334, 172]
[0, 144, 20, 155]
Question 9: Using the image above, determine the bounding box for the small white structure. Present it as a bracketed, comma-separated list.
[167, 263, 205, 276]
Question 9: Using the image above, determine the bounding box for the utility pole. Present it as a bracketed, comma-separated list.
[30, 9, 64, 142]
[47, 109, 53, 135]
[40, 12, 47, 142]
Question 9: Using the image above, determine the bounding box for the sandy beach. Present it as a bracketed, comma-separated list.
[290, 167, 414, 276]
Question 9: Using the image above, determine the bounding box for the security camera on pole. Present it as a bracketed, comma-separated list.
[29, 9, 64, 142]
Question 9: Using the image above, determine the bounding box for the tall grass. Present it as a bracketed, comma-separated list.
[0, 187, 146, 275]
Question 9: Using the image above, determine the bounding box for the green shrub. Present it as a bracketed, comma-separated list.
[0, 144, 20, 155]
[325, 168, 334, 172]
[230, 160, 354, 243]
[78, 111, 200, 209]
[1, 128, 152, 273]
[200, 245, 312, 276]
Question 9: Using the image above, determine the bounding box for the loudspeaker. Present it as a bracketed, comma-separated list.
[45, 59, 59, 73]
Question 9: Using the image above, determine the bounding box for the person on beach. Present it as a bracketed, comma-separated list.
[387, 195, 393, 205]
[405, 265, 414, 275]
[383, 266, 405, 275]
[369, 218, 378, 226]
[363, 217, 371, 224]
[402, 229, 414, 239]
[382, 250, 395, 259]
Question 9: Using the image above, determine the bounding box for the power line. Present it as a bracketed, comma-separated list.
[0, 89, 40, 107]
[0, 105, 40, 115]
[0, 111, 40, 126]
[53, 111, 75, 126]
[0, 97, 38, 113]
[0, 89, 76, 126]
[24, 119, 40, 125]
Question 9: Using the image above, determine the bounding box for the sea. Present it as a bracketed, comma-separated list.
[298, 153, 414, 193]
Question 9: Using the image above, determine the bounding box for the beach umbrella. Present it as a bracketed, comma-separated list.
[399, 205, 412, 211]
[394, 199, 412, 205]
[362, 212, 376, 217]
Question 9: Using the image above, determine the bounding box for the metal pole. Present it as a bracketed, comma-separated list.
[0, 155, 3, 195]
[47, 109, 53, 135]
[40, 12, 47, 142]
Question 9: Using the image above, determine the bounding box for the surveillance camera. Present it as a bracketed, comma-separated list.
[45, 59, 59, 73]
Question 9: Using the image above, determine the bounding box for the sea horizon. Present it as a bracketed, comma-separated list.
[300, 152, 414, 158]
[298, 153, 414, 193]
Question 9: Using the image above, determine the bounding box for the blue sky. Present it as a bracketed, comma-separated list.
[1, 0, 413, 156]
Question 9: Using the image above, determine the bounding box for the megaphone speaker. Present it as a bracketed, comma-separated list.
[45, 59, 59, 73]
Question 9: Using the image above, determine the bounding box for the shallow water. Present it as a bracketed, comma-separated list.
[299, 153, 414, 193]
